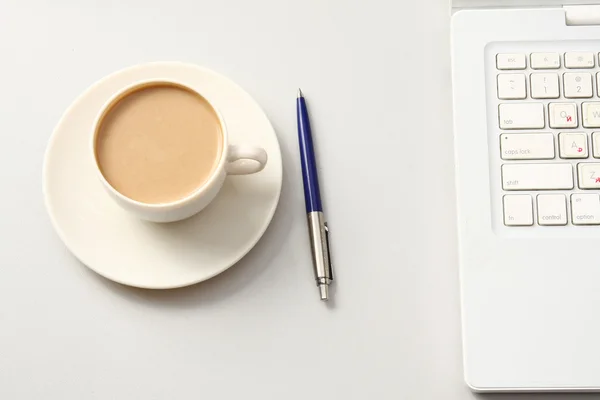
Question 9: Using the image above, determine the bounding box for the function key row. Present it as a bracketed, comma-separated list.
[503, 193, 600, 226]
[497, 52, 598, 70]
[497, 72, 597, 100]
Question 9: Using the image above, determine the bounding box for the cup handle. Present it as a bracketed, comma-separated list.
[225, 145, 268, 175]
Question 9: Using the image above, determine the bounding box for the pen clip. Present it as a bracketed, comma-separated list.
[324, 222, 333, 281]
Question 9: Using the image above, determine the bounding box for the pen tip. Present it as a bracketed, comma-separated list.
[297, 88, 303, 98]
[319, 284, 329, 301]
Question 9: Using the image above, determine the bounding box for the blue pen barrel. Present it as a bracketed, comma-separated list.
[297, 96, 323, 213]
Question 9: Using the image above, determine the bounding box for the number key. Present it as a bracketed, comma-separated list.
[530, 73, 559, 98]
[564, 73, 593, 98]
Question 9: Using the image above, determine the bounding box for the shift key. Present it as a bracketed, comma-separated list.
[502, 163, 574, 190]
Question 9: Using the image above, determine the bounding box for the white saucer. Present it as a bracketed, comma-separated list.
[43, 62, 282, 289]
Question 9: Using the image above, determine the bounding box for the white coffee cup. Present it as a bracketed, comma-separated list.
[91, 79, 268, 223]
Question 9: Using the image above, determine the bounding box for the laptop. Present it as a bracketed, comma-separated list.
[451, 0, 600, 393]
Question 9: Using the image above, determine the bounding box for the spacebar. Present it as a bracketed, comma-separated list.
[502, 163, 574, 190]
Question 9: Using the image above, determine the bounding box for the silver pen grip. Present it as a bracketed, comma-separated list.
[307, 211, 333, 299]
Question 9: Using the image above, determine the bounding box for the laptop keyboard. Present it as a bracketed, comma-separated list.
[497, 52, 600, 227]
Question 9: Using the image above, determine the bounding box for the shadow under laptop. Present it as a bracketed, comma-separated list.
[476, 392, 600, 399]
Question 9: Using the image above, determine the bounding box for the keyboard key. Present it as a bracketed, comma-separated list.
[497, 74, 526, 99]
[530, 53, 560, 69]
[530, 73, 559, 98]
[500, 133, 554, 160]
[577, 163, 600, 189]
[497, 53, 526, 70]
[582, 102, 600, 127]
[593, 132, 600, 158]
[559, 132, 588, 158]
[499, 103, 545, 129]
[537, 194, 567, 225]
[571, 193, 600, 225]
[565, 52, 595, 68]
[502, 163, 574, 190]
[549, 103, 578, 128]
[564, 72, 593, 98]
[503, 195, 533, 226]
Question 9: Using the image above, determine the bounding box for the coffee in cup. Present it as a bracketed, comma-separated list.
[92, 79, 267, 222]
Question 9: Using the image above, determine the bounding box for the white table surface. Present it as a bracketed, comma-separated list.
[1, 1, 595, 399]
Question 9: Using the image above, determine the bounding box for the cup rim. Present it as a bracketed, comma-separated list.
[91, 78, 229, 210]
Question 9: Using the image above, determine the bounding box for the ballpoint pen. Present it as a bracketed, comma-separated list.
[296, 88, 333, 301]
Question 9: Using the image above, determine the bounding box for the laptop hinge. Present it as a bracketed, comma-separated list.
[565, 5, 600, 26]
